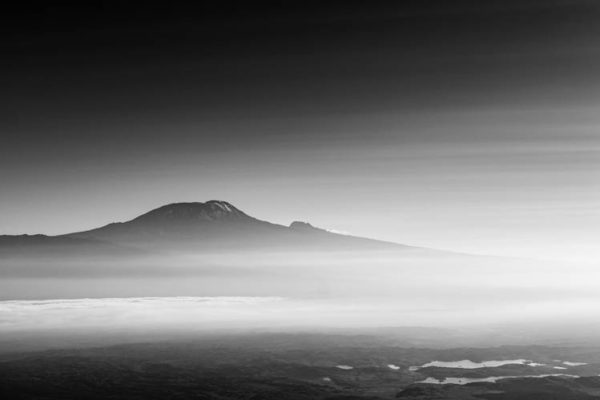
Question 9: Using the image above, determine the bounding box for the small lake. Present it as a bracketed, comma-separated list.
[418, 373, 579, 385]
[415, 359, 537, 369]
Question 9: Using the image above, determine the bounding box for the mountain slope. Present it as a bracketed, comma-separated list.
[61, 200, 407, 252]
[0, 234, 138, 258]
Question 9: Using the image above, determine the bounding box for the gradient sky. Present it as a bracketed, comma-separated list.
[1, 1, 599, 262]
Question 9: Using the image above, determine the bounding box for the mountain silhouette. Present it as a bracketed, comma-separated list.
[0, 201, 464, 300]
[1, 200, 407, 255]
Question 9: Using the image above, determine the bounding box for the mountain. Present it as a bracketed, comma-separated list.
[64, 201, 274, 247]
[0, 200, 492, 300]
[1, 200, 408, 255]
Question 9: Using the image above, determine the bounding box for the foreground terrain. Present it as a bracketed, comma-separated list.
[2, 333, 600, 399]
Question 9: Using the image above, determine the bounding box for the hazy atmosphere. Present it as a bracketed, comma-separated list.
[1, 2, 600, 399]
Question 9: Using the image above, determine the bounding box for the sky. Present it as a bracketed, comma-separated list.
[1, 1, 599, 262]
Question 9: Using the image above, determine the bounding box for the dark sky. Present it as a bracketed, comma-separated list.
[1, 1, 599, 261]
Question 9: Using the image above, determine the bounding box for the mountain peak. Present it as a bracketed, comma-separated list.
[132, 201, 249, 223]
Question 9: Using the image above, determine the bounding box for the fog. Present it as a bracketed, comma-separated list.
[2, 248, 599, 344]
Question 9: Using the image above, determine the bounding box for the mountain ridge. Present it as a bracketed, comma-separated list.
[1, 200, 410, 254]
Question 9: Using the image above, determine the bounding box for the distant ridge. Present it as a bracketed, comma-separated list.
[1, 200, 411, 255]
[0, 200, 459, 300]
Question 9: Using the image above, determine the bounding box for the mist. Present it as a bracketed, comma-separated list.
[2, 248, 599, 340]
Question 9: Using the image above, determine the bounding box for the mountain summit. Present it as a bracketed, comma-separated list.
[64, 200, 269, 247]
[130, 201, 250, 223]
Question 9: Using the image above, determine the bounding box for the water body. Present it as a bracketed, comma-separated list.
[418, 373, 579, 385]
[415, 359, 541, 370]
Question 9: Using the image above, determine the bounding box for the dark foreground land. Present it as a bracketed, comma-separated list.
[2, 333, 600, 400]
